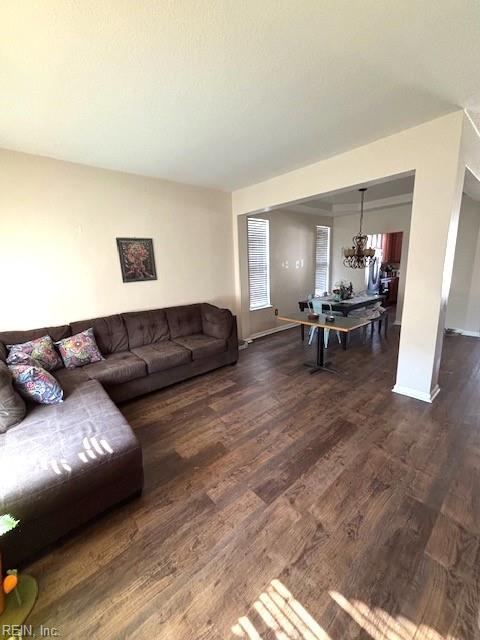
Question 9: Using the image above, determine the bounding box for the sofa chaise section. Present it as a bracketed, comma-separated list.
[0, 379, 143, 567]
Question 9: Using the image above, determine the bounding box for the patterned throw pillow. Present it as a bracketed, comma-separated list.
[7, 335, 63, 371]
[9, 359, 64, 405]
[56, 328, 104, 369]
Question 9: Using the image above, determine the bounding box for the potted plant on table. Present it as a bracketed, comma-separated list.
[0, 515, 19, 615]
[0, 515, 38, 635]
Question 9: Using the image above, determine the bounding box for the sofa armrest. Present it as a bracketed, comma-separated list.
[201, 303, 234, 340]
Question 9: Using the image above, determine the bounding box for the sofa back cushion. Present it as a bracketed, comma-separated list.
[123, 309, 170, 348]
[0, 325, 71, 363]
[166, 305, 203, 339]
[70, 315, 128, 355]
[0, 362, 26, 432]
[201, 303, 233, 339]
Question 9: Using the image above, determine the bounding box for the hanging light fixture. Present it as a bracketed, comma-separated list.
[343, 188, 376, 269]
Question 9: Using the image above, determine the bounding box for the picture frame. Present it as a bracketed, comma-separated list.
[116, 237, 157, 283]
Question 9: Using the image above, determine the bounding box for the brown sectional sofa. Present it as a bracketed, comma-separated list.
[0, 303, 238, 566]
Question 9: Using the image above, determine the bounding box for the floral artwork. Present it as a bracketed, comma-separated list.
[116, 238, 157, 283]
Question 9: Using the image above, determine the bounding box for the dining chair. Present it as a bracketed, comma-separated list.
[308, 299, 342, 348]
[349, 303, 388, 342]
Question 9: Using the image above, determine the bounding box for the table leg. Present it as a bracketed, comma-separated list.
[301, 324, 305, 341]
[304, 327, 337, 374]
[317, 326, 324, 366]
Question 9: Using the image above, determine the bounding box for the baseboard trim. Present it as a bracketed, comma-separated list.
[392, 384, 440, 403]
[446, 327, 480, 338]
[249, 322, 298, 340]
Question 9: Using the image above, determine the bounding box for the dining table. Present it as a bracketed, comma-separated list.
[278, 312, 369, 374]
[297, 293, 385, 341]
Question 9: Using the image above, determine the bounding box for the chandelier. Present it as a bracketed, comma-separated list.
[343, 188, 376, 269]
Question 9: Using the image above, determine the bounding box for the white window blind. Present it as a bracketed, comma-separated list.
[247, 218, 270, 310]
[315, 225, 330, 296]
[368, 233, 384, 258]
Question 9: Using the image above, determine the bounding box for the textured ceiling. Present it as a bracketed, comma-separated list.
[310, 176, 416, 207]
[1, 1, 480, 190]
[289, 170, 480, 216]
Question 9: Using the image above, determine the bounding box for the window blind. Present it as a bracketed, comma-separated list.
[315, 225, 330, 296]
[247, 218, 270, 310]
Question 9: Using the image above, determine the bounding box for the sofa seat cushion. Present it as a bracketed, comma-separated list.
[173, 334, 226, 360]
[54, 367, 91, 396]
[132, 342, 191, 374]
[0, 380, 142, 520]
[82, 351, 147, 385]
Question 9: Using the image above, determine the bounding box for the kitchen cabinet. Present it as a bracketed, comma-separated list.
[382, 232, 403, 264]
[381, 276, 399, 304]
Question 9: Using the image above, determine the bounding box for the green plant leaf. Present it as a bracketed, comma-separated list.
[0, 514, 19, 536]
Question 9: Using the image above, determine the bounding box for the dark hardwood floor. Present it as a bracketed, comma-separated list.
[25, 323, 480, 639]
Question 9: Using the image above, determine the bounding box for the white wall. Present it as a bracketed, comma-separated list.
[446, 194, 480, 335]
[232, 111, 469, 402]
[332, 204, 412, 324]
[239, 208, 332, 337]
[0, 149, 235, 330]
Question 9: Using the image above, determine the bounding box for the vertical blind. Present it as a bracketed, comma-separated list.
[315, 225, 330, 296]
[247, 217, 270, 310]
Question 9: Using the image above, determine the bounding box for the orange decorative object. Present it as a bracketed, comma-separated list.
[3, 572, 18, 594]
[0, 554, 4, 616]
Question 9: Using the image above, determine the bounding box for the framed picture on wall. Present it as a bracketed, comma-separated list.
[116, 237, 157, 283]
